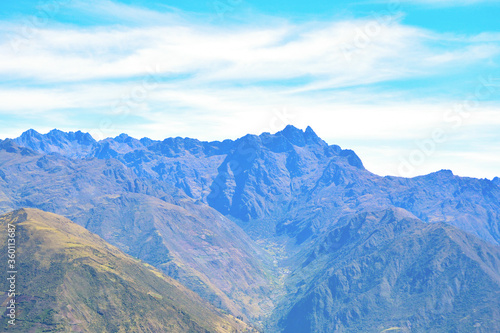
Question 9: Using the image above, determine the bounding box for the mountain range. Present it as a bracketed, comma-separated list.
[1, 125, 499, 332]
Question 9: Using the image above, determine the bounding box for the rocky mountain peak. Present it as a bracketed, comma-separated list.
[418, 169, 454, 181]
[14, 129, 96, 158]
[304, 126, 322, 144]
[21, 128, 42, 137]
[275, 125, 315, 147]
[73, 130, 96, 145]
[436, 169, 454, 176]
[47, 129, 96, 146]
[114, 133, 133, 143]
[46, 129, 67, 144]
[16, 129, 47, 152]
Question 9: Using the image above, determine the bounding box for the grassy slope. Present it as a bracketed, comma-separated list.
[0, 208, 252, 333]
[78, 193, 277, 321]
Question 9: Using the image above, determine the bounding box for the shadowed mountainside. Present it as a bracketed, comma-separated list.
[270, 208, 500, 332]
[0, 144, 276, 323]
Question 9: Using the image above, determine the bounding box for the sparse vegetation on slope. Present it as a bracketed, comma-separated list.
[0, 208, 253, 333]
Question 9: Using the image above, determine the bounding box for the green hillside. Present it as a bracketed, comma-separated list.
[0, 208, 253, 332]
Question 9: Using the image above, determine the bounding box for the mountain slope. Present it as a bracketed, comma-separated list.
[0, 142, 276, 323]
[271, 209, 500, 332]
[0, 208, 252, 332]
[78, 193, 276, 320]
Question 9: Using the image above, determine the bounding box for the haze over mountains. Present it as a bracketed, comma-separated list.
[1, 126, 500, 332]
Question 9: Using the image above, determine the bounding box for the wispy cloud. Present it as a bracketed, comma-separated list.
[389, 0, 496, 6]
[1, 13, 498, 85]
[0, 1, 499, 179]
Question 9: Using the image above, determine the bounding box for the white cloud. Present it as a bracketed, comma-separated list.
[0, 2, 499, 179]
[394, 0, 495, 6]
[1, 14, 498, 85]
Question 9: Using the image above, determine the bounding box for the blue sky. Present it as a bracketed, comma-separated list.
[0, 0, 499, 179]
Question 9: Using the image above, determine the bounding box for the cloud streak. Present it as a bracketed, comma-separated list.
[1, 14, 498, 86]
[0, 1, 499, 179]
[386, 0, 496, 6]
